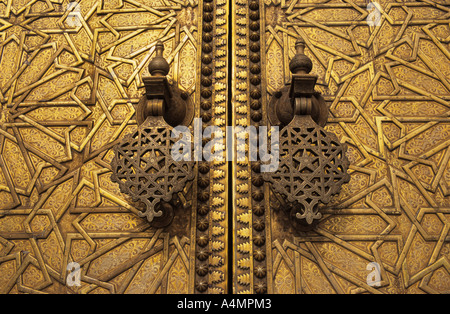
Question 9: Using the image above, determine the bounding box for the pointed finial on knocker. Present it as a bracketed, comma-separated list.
[148, 40, 170, 77]
[289, 37, 313, 75]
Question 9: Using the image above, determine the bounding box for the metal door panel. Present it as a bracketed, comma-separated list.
[229, 0, 450, 294]
[0, 0, 449, 295]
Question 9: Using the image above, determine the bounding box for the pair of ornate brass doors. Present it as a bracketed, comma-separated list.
[0, 0, 449, 294]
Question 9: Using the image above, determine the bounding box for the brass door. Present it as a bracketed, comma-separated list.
[0, 0, 449, 294]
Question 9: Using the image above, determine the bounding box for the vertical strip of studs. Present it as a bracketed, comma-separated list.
[248, 0, 268, 295]
[231, 0, 266, 294]
[195, 0, 229, 294]
[194, 0, 213, 294]
[209, 0, 229, 294]
[232, 0, 252, 294]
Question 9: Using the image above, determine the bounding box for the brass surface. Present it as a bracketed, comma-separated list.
[0, 0, 449, 294]
[230, 0, 450, 294]
[0, 0, 229, 294]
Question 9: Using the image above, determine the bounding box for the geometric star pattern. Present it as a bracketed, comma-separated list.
[263, 115, 350, 225]
[256, 0, 450, 294]
[111, 116, 194, 223]
[0, 0, 203, 294]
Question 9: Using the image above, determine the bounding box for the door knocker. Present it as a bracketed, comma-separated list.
[111, 41, 194, 227]
[264, 37, 350, 228]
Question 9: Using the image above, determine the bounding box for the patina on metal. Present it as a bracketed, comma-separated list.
[111, 41, 194, 227]
[264, 37, 350, 228]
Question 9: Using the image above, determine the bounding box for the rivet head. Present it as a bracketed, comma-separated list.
[196, 280, 208, 292]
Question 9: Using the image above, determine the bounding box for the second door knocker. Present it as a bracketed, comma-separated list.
[264, 37, 350, 228]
